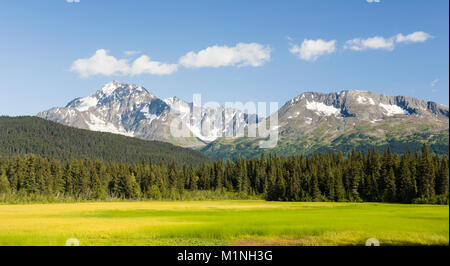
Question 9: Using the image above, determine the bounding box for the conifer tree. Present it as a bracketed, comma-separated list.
[397, 157, 415, 203]
[311, 174, 321, 202]
[91, 170, 105, 199]
[435, 157, 449, 196]
[417, 144, 435, 199]
[383, 167, 397, 202]
[0, 170, 11, 194]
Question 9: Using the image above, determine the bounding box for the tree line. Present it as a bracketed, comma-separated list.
[0, 144, 448, 204]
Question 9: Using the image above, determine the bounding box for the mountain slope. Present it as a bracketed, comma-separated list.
[36, 81, 449, 160]
[37, 81, 255, 147]
[0, 116, 211, 165]
[202, 90, 449, 159]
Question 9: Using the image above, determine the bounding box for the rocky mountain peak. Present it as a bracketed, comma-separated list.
[63, 81, 156, 113]
[96, 80, 153, 98]
[38, 81, 256, 147]
[281, 90, 448, 122]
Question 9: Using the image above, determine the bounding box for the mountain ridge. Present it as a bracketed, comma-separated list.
[202, 90, 449, 159]
[37, 81, 449, 160]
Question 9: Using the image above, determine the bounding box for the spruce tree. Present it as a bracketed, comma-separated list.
[417, 144, 435, 200]
[383, 167, 397, 202]
[435, 157, 449, 196]
[91, 170, 105, 199]
[0, 170, 11, 194]
[397, 158, 415, 203]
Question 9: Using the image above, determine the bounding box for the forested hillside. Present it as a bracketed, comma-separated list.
[201, 131, 449, 160]
[0, 116, 210, 165]
[0, 144, 447, 204]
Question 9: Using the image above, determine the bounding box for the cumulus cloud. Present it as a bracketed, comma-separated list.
[71, 43, 271, 77]
[131, 55, 178, 75]
[396, 31, 433, 43]
[345, 36, 395, 51]
[70, 49, 178, 77]
[366, 0, 380, 3]
[179, 43, 271, 68]
[345, 31, 432, 51]
[289, 39, 336, 62]
[71, 49, 130, 77]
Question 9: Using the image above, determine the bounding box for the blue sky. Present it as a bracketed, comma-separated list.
[0, 0, 448, 116]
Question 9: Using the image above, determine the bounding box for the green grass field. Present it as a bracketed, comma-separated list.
[0, 201, 448, 246]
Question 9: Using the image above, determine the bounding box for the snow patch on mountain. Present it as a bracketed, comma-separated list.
[165, 97, 191, 115]
[75, 96, 98, 112]
[356, 95, 375, 105]
[100, 81, 121, 96]
[287, 112, 301, 119]
[379, 103, 409, 116]
[306, 101, 340, 116]
[86, 114, 134, 137]
[370, 119, 382, 124]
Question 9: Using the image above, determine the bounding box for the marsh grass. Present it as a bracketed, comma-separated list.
[0, 201, 447, 246]
[0, 190, 262, 204]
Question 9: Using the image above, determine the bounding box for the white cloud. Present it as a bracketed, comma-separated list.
[396, 31, 433, 43]
[430, 78, 439, 87]
[366, 0, 380, 3]
[179, 43, 271, 68]
[345, 31, 432, 51]
[345, 36, 395, 51]
[131, 55, 178, 75]
[289, 39, 336, 62]
[71, 43, 270, 77]
[67, 0, 80, 3]
[70, 49, 178, 77]
[71, 49, 130, 77]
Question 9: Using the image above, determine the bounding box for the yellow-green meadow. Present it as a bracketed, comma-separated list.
[0, 201, 448, 246]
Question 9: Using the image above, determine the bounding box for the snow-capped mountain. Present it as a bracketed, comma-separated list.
[37, 81, 257, 147]
[202, 90, 449, 159]
[275, 90, 448, 132]
[38, 81, 449, 157]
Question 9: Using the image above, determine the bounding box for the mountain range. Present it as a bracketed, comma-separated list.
[37, 81, 449, 159]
